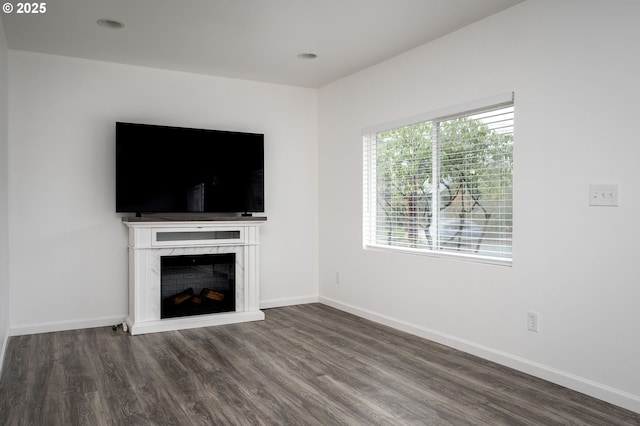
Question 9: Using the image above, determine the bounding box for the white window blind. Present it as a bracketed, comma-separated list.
[363, 95, 514, 264]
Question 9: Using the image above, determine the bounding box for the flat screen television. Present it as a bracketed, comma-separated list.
[116, 122, 264, 215]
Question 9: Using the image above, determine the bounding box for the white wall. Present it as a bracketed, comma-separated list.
[318, 0, 640, 413]
[8, 52, 319, 333]
[0, 16, 10, 371]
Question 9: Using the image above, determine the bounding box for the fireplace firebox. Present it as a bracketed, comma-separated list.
[161, 253, 236, 319]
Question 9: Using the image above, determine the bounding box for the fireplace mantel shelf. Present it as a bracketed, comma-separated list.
[122, 215, 268, 223]
[123, 219, 266, 335]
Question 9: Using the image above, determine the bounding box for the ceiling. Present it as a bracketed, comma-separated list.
[1, 0, 523, 88]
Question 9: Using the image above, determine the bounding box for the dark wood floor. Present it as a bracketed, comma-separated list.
[1, 304, 639, 425]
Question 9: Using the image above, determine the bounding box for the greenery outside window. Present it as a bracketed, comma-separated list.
[363, 93, 514, 264]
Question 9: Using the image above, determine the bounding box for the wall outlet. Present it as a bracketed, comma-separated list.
[527, 311, 539, 332]
[589, 184, 619, 206]
[335, 272, 341, 284]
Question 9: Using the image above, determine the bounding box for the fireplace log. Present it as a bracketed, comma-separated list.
[201, 289, 225, 302]
[172, 288, 194, 305]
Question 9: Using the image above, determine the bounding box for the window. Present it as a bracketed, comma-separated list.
[363, 94, 514, 264]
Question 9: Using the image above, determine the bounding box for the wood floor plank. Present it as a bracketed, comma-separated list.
[261, 307, 510, 424]
[1, 303, 639, 425]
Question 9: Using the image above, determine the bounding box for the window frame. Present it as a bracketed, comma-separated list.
[362, 93, 514, 266]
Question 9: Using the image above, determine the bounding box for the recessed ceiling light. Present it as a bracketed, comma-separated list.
[297, 53, 318, 60]
[96, 19, 124, 29]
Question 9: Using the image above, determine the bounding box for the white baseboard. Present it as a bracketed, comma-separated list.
[260, 295, 318, 310]
[7, 297, 322, 335]
[7, 298, 321, 335]
[319, 296, 640, 414]
[9, 315, 127, 336]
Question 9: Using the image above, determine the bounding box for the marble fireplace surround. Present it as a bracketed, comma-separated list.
[123, 217, 267, 335]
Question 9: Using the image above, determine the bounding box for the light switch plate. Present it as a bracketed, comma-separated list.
[589, 184, 619, 206]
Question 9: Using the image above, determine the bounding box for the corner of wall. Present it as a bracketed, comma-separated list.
[0, 15, 11, 378]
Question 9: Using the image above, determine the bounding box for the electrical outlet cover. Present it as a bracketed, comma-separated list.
[527, 311, 539, 332]
[589, 184, 619, 206]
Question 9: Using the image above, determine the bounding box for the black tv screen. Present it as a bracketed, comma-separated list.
[116, 122, 264, 214]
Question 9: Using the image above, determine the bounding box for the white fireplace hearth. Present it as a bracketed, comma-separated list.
[123, 217, 267, 335]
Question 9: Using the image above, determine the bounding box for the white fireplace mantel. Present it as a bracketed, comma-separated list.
[123, 217, 267, 335]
